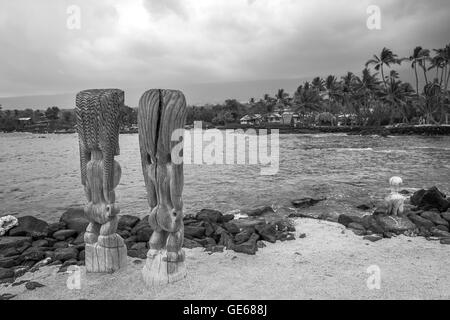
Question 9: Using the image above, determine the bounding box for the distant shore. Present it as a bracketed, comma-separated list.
[2, 124, 450, 136]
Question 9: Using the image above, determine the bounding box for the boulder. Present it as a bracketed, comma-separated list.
[291, 197, 326, 208]
[117, 230, 131, 239]
[54, 247, 78, 262]
[124, 236, 137, 250]
[72, 232, 85, 245]
[183, 238, 203, 249]
[430, 227, 450, 239]
[435, 225, 449, 232]
[204, 222, 215, 237]
[243, 206, 274, 217]
[0, 255, 24, 268]
[337, 214, 363, 227]
[32, 239, 49, 248]
[222, 214, 235, 223]
[131, 215, 153, 242]
[44, 238, 57, 247]
[53, 241, 69, 249]
[0, 247, 19, 257]
[8, 216, 49, 238]
[442, 212, 450, 222]
[218, 233, 234, 249]
[184, 226, 206, 239]
[59, 208, 89, 233]
[409, 214, 435, 229]
[361, 215, 384, 234]
[131, 242, 147, 251]
[0, 268, 14, 280]
[0, 236, 31, 252]
[127, 247, 148, 259]
[223, 222, 240, 234]
[47, 222, 66, 235]
[21, 247, 46, 261]
[118, 215, 140, 230]
[233, 233, 259, 255]
[196, 209, 224, 223]
[255, 224, 277, 243]
[53, 229, 78, 241]
[348, 222, 366, 231]
[375, 215, 416, 234]
[420, 211, 449, 227]
[440, 238, 450, 245]
[411, 187, 449, 212]
[234, 228, 254, 245]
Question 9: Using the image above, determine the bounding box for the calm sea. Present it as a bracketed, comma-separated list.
[1, 132, 449, 221]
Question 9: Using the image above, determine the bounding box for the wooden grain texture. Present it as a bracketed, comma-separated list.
[138, 89, 187, 286]
[75, 89, 127, 273]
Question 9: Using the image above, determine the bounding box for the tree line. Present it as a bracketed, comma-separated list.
[188, 43, 450, 126]
[0, 105, 137, 132]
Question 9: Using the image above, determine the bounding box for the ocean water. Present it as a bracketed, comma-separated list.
[1, 132, 449, 222]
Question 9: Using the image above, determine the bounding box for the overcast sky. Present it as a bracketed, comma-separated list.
[0, 0, 448, 108]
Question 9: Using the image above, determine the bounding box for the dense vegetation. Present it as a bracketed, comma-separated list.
[188, 44, 450, 126]
[1, 43, 449, 132]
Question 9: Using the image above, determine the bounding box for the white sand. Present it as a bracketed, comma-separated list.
[2, 218, 450, 300]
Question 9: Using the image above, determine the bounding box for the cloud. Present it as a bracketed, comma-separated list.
[0, 0, 448, 101]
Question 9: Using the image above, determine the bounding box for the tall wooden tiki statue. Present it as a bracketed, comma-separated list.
[138, 89, 187, 286]
[75, 89, 127, 273]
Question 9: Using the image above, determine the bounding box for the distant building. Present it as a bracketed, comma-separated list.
[266, 113, 282, 124]
[240, 114, 262, 126]
[281, 112, 300, 126]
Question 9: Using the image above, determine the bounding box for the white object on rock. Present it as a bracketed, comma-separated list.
[389, 176, 403, 193]
[385, 176, 405, 216]
[0, 215, 19, 236]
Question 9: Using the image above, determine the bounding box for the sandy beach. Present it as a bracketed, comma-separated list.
[2, 218, 449, 300]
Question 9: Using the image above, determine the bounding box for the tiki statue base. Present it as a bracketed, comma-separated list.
[85, 235, 127, 273]
[142, 249, 187, 287]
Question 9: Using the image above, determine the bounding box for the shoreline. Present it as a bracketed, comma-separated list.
[2, 218, 449, 300]
[1, 187, 449, 300]
[2, 124, 450, 136]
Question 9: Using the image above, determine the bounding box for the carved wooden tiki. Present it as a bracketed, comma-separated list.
[138, 89, 187, 286]
[75, 89, 127, 273]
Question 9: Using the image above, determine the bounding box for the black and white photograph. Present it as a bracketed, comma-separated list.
[0, 0, 449, 304]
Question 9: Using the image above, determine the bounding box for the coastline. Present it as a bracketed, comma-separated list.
[2, 124, 450, 136]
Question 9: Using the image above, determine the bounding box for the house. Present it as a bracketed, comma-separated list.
[266, 113, 282, 124]
[240, 114, 262, 126]
[281, 112, 300, 126]
[17, 117, 32, 129]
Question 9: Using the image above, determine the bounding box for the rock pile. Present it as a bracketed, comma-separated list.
[337, 187, 450, 244]
[120, 207, 296, 258]
[0, 206, 296, 284]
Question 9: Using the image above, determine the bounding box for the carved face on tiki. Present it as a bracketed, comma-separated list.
[138, 89, 187, 233]
[75, 89, 124, 204]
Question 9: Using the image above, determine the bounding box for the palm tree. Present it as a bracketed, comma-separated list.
[354, 68, 381, 118]
[409, 46, 430, 96]
[325, 75, 342, 113]
[381, 77, 415, 124]
[366, 47, 400, 88]
[311, 77, 325, 92]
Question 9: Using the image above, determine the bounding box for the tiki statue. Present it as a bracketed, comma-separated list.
[75, 89, 127, 273]
[385, 176, 405, 216]
[138, 89, 187, 286]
